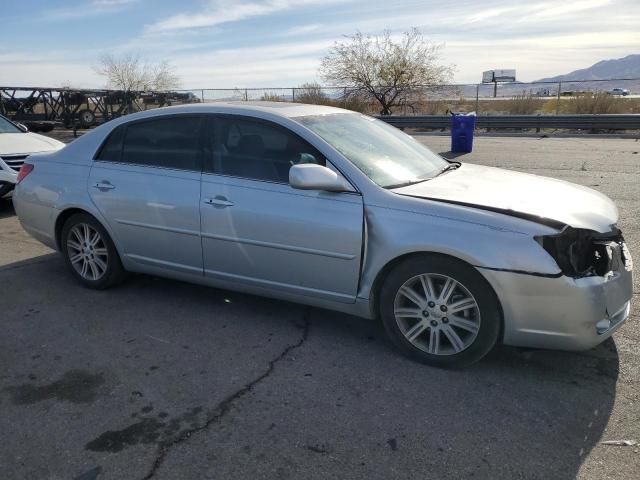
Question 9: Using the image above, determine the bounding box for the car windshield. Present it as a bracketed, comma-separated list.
[297, 113, 448, 188]
[0, 116, 21, 134]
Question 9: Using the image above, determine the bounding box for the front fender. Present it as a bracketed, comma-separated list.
[358, 203, 562, 300]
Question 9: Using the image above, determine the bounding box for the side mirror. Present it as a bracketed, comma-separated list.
[16, 122, 28, 132]
[289, 164, 351, 192]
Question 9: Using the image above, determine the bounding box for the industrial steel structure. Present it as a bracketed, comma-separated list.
[0, 87, 199, 131]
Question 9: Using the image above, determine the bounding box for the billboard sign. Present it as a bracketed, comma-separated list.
[482, 69, 516, 83]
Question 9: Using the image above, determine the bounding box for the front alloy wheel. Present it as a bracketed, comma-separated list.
[394, 273, 481, 356]
[380, 255, 500, 367]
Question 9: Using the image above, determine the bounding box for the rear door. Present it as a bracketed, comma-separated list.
[199, 114, 364, 303]
[89, 115, 204, 275]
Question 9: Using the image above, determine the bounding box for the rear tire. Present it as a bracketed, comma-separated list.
[379, 254, 500, 368]
[61, 213, 125, 289]
[77, 109, 96, 128]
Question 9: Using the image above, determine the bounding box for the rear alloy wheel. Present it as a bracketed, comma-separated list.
[61, 213, 125, 289]
[380, 255, 500, 367]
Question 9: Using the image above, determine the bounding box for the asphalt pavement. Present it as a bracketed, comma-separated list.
[0, 134, 638, 479]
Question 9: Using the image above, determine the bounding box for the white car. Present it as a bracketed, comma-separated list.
[0, 114, 65, 198]
[607, 88, 629, 96]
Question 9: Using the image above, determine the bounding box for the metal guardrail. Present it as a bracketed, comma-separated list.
[379, 115, 640, 131]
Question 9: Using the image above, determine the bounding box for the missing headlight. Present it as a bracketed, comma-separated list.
[536, 227, 624, 278]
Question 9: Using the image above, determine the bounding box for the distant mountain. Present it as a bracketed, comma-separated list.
[536, 54, 640, 82]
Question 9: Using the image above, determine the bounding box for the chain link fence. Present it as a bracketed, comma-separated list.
[3, 78, 639, 132]
[175, 78, 640, 116]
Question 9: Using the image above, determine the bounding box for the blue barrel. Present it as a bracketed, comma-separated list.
[451, 113, 476, 153]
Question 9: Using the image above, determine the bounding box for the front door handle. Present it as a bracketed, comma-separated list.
[93, 180, 115, 191]
[204, 196, 234, 208]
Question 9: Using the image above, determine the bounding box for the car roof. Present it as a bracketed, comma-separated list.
[56, 101, 357, 162]
[128, 101, 352, 120]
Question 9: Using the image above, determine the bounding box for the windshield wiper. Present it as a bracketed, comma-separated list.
[384, 162, 461, 189]
[383, 178, 430, 189]
[433, 161, 461, 178]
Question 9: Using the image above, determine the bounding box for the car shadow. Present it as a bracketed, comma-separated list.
[308, 309, 618, 478]
[0, 197, 16, 219]
[439, 151, 470, 160]
[0, 254, 619, 479]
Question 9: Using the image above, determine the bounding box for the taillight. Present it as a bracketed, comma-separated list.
[17, 163, 34, 184]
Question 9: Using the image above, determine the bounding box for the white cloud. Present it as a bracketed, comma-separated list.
[526, 0, 613, 19]
[93, 0, 137, 5]
[44, 0, 139, 20]
[145, 0, 349, 33]
[464, 0, 613, 23]
[4, 0, 638, 88]
[168, 38, 335, 87]
[0, 61, 103, 88]
[465, 6, 520, 24]
[283, 23, 324, 36]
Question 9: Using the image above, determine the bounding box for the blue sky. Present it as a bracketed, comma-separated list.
[1, 0, 638, 88]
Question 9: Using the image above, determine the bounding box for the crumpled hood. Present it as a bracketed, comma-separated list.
[393, 163, 618, 233]
[0, 132, 64, 156]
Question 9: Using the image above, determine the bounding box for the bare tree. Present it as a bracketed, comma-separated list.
[320, 28, 453, 115]
[94, 53, 181, 91]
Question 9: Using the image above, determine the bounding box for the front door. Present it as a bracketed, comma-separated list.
[199, 115, 363, 302]
[89, 115, 204, 275]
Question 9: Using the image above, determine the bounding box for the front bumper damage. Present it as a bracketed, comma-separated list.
[479, 232, 633, 351]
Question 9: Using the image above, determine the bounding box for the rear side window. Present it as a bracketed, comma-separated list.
[115, 116, 202, 171]
[96, 125, 124, 161]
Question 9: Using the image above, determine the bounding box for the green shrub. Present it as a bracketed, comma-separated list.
[260, 91, 287, 102]
[294, 83, 331, 104]
[564, 91, 624, 114]
[504, 92, 543, 114]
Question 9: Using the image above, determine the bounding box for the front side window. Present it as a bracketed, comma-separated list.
[207, 116, 325, 183]
[101, 116, 202, 171]
[297, 113, 448, 188]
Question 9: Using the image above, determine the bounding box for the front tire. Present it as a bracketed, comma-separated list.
[380, 255, 500, 368]
[61, 213, 125, 289]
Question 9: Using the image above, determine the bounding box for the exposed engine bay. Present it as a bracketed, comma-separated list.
[537, 227, 631, 278]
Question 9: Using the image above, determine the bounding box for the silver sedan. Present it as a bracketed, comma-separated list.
[13, 103, 633, 367]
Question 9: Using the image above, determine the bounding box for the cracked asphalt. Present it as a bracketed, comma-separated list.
[0, 134, 638, 479]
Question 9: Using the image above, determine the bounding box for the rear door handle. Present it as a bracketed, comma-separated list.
[93, 180, 115, 191]
[204, 196, 234, 208]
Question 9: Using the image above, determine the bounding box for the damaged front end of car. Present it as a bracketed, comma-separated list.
[536, 227, 632, 279]
[485, 225, 634, 349]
